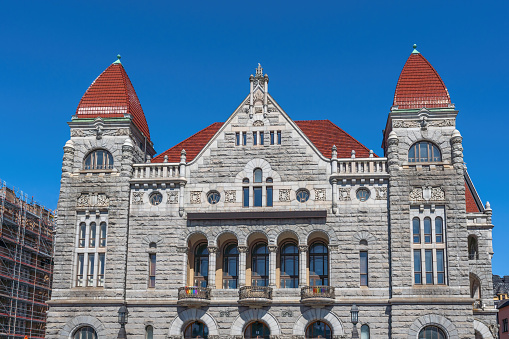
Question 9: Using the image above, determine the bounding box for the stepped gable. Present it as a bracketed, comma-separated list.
[75, 57, 151, 141]
[295, 120, 375, 158]
[393, 46, 451, 109]
[152, 120, 374, 163]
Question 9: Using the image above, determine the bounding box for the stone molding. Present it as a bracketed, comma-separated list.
[393, 119, 455, 129]
[168, 309, 219, 337]
[353, 231, 377, 245]
[407, 314, 457, 339]
[59, 315, 107, 339]
[293, 308, 344, 336]
[230, 309, 281, 336]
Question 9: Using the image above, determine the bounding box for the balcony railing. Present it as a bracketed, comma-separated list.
[177, 286, 211, 307]
[300, 286, 335, 306]
[132, 163, 181, 181]
[334, 158, 388, 176]
[238, 286, 272, 307]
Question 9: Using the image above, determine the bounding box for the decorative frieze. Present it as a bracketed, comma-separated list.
[131, 192, 143, 205]
[314, 189, 326, 201]
[410, 186, 445, 202]
[337, 188, 351, 201]
[375, 187, 387, 200]
[190, 191, 201, 204]
[281, 310, 293, 317]
[253, 120, 264, 126]
[167, 191, 179, 204]
[279, 189, 291, 202]
[70, 127, 131, 138]
[225, 190, 236, 203]
[393, 119, 455, 128]
[219, 310, 232, 317]
[76, 193, 110, 208]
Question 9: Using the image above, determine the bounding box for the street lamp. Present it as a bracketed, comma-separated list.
[350, 304, 359, 339]
[117, 304, 129, 338]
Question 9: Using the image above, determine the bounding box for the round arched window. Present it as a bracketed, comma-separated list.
[194, 244, 209, 287]
[83, 149, 114, 170]
[361, 324, 370, 339]
[244, 321, 270, 339]
[305, 321, 332, 339]
[296, 189, 310, 203]
[149, 192, 163, 205]
[184, 321, 209, 339]
[74, 326, 97, 339]
[408, 141, 442, 162]
[418, 326, 446, 339]
[251, 243, 269, 286]
[207, 191, 221, 204]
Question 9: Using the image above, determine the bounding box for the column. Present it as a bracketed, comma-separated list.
[268, 245, 278, 287]
[208, 246, 217, 289]
[176, 246, 189, 286]
[331, 179, 338, 214]
[298, 245, 308, 287]
[238, 246, 248, 287]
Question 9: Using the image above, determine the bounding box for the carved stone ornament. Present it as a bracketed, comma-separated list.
[225, 190, 236, 203]
[76, 193, 110, 208]
[314, 188, 326, 201]
[253, 120, 264, 127]
[167, 191, 179, 204]
[410, 186, 445, 201]
[268, 245, 278, 253]
[431, 187, 445, 200]
[393, 119, 455, 129]
[298, 245, 309, 252]
[176, 246, 189, 254]
[219, 310, 231, 317]
[208, 246, 218, 254]
[115, 128, 131, 136]
[237, 246, 248, 254]
[132, 192, 144, 205]
[70, 129, 85, 137]
[279, 189, 291, 202]
[488, 323, 498, 338]
[338, 188, 351, 201]
[268, 106, 278, 113]
[375, 187, 387, 200]
[190, 191, 201, 204]
[281, 310, 293, 317]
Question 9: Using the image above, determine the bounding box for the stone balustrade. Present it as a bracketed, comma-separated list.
[332, 158, 388, 179]
[132, 163, 182, 182]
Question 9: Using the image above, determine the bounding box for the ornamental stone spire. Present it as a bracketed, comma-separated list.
[249, 63, 269, 115]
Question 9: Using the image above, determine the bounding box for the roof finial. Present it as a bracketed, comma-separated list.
[412, 44, 419, 54]
[113, 54, 122, 64]
[256, 63, 263, 77]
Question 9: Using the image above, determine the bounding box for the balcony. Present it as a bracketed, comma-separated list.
[238, 286, 272, 308]
[300, 286, 335, 306]
[177, 286, 211, 307]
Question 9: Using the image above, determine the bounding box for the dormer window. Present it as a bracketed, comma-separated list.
[408, 141, 441, 162]
[84, 149, 113, 170]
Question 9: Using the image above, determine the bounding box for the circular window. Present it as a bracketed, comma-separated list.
[149, 192, 163, 205]
[296, 189, 310, 203]
[356, 188, 370, 202]
[207, 191, 221, 204]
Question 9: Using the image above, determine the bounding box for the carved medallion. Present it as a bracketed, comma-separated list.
[77, 193, 110, 208]
[132, 192, 143, 205]
[279, 189, 291, 202]
[375, 187, 387, 200]
[167, 191, 178, 204]
[314, 188, 326, 201]
[190, 191, 201, 204]
[338, 188, 351, 201]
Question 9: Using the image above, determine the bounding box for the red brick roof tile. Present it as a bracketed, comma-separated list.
[465, 181, 481, 213]
[152, 119, 374, 163]
[393, 53, 451, 109]
[76, 62, 151, 141]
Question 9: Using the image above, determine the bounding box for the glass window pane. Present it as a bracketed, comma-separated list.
[277, 131, 282, 144]
[420, 142, 428, 161]
[425, 249, 433, 284]
[89, 223, 96, 247]
[254, 169, 262, 183]
[361, 324, 370, 339]
[270, 131, 275, 145]
[260, 132, 264, 145]
[435, 217, 443, 243]
[253, 132, 257, 145]
[413, 218, 420, 243]
[424, 218, 431, 243]
[414, 250, 421, 284]
[254, 187, 262, 207]
[266, 187, 273, 207]
[243, 132, 247, 145]
[87, 254, 95, 286]
[243, 187, 249, 207]
[408, 145, 415, 162]
[146, 325, 154, 339]
[236, 132, 240, 146]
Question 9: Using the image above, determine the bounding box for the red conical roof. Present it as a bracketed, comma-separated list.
[76, 60, 151, 141]
[393, 50, 451, 109]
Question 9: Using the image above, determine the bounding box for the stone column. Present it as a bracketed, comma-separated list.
[178, 183, 185, 217]
[62, 140, 75, 175]
[331, 179, 338, 214]
[176, 246, 189, 286]
[208, 246, 218, 289]
[386, 131, 399, 173]
[238, 246, 248, 287]
[450, 129, 464, 171]
[298, 245, 308, 287]
[268, 245, 278, 287]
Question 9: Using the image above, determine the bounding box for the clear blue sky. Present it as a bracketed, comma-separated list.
[1, 1, 507, 275]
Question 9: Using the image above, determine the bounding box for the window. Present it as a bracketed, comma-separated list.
[184, 321, 208, 339]
[277, 130, 282, 144]
[414, 250, 422, 284]
[253, 132, 257, 145]
[360, 251, 368, 286]
[223, 243, 238, 289]
[75, 216, 108, 287]
[254, 168, 262, 183]
[435, 217, 443, 243]
[243, 187, 249, 207]
[356, 188, 370, 202]
[503, 318, 508, 332]
[270, 131, 275, 145]
[83, 149, 114, 170]
[418, 326, 446, 339]
[266, 186, 273, 207]
[251, 243, 269, 286]
[194, 244, 209, 287]
[254, 187, 262, 207]
[468, 236, 478, 260]
[361, 325, 370, 339]
[408, 141, 441, 162]
[412, 218, 420, 243]
[145, 325, 154, 339]
[424, 218, 432, 243]
[149, 253, 156, 288]
[236, 132, 240, 146]
[74, 326, 97, 339]
[207, 191, 220, 204]
[280, 243, 299, 288]
[436, 249, 445, 284]
[242, 132, 247, 146]
[309, 242, 329, 286]
[245, 321, 270, 339]
[244, 169, 273, 207]
[306, 321, 331, 339]
[425, 249, 433, 284]
[149, 192, 163, 206]
[260, 132, 264, 145]
[296, 189, 310, 203]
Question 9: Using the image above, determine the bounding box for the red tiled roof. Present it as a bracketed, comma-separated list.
[152, 119, 374, 163]
[465, 181, 480, 213]
[76, 62, 151, 141]
[393, 52, 451, 109]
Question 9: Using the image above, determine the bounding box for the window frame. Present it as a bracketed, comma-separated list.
[408, 141, 442, 163]
[280, 242, 299, 288]
[360, 251, 368, 287]
[251, 242, 269, 287]
[222, 243, 239, 289]
[309, 241, 329, 286]
[194, 243, 209, 287]
[83, 149, 114, 171]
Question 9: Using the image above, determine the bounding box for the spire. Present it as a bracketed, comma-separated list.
[255, 63, 263, 77]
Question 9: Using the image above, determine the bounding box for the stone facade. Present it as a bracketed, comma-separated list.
[46, 60, 497, 339]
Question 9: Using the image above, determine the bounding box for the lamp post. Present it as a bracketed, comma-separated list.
[350, 304, 359, 339]
[117, 304, 128, 338]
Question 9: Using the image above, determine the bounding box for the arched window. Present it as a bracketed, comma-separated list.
[306, 321, 331, 339]
[435, 217, 444, 243]
[194, 244, 209, 287]
[408, 141, 441, 162]
[280, 242, 299, 288]
[184, 321, 208, 339]
[361, 324, 370, 339]
[251, 243, 269, 286]
[223, 243, 239, 289]
[418, 326, 446, 339]
[468, 236, 478, 260]
[84, 149, 114, 170]
[412, 218, 420, 243]
[423, 217, 432, 243]
[73, 326, 97, 339]
[244, 321, 270, 339]
[254, 168, 263, 183]
[145, 325, 154, 339]
[309, 242, 329, 286]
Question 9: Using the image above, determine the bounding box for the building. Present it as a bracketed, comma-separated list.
[493, 275, 509, 305]
[494, 275, 509, 338]
[46, 47, 497, 339]
[0, 180, 55, 338]
[498, 300, 509, 339]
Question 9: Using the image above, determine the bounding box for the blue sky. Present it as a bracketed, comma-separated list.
[0, 1, 507, 275]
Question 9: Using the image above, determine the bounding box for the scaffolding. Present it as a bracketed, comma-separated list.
[0, 180, 54, 339]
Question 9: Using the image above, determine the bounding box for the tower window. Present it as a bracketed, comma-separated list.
[408, 141, 441, 162]
[83, 149, 113, 170]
